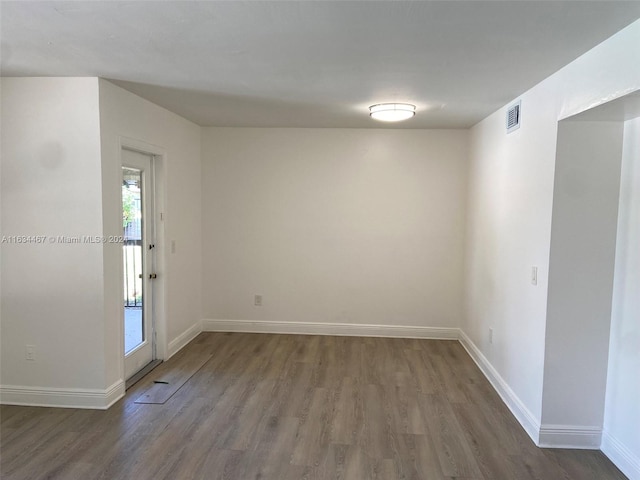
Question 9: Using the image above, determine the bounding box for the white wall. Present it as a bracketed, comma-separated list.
[201, 128, 468, 332]
[98, 80, 203, 386]
[603, 117, 640, 479]
[542, 120, 623, 440]
[463, 18, 640, 441]
[0, 78, 202, 407]
[0, 78, 107, 394]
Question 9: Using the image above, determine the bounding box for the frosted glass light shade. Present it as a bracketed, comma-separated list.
[369, 103, 416, 122]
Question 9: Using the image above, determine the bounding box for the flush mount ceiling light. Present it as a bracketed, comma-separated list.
[369, 103, 416, 122]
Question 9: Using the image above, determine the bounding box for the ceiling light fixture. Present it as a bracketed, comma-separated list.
[369, 103, 416, 122]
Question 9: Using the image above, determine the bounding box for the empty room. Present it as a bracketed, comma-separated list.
[1, 1, 639, 479]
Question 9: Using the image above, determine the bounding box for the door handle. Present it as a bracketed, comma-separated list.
[149, 273, 157, 279]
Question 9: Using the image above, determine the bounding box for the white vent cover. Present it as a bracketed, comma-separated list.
[507, 100, 521, 133]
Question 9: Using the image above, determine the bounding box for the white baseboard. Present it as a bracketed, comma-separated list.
[602, 430, 640, 480]
[458, 330, 541, 445]
[104, 380, 126, 408]
[167, 321, 203, 359]
[202, 318, 460, 340]
[538, 424, 602, 449]
[0, 379, 125, 410]
[458, 330, 607, 450]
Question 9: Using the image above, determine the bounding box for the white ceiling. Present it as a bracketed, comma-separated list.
[2, 1, 640, 128]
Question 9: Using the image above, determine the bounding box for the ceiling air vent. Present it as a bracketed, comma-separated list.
[506, 100, 521, 133]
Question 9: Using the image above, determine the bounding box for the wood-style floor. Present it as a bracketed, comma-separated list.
[0, 332, 627, 480]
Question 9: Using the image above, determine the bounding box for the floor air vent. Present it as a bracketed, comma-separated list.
[507, 100, 521, 133]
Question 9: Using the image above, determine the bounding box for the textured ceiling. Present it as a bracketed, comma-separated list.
[2, 1, 640, 128]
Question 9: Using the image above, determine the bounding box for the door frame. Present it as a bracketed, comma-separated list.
[118, 137, 167, 378]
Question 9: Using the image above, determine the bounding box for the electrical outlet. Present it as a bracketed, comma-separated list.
[531, 266, 538, 286]
[254, 294, 263, 307]
[489, 328, 494, 344]
[25, 345, 35, 361]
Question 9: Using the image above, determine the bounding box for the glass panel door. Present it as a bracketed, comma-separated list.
[122, 149, 155, 379]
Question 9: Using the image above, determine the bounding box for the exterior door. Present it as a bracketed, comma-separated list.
[122, 149, 156, 379]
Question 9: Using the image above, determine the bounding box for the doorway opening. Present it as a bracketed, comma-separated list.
[540, 90, 640, 461]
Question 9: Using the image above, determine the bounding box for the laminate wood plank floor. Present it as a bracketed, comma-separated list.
[0, 332, 628, 480]
[134, 351, 212, 404]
